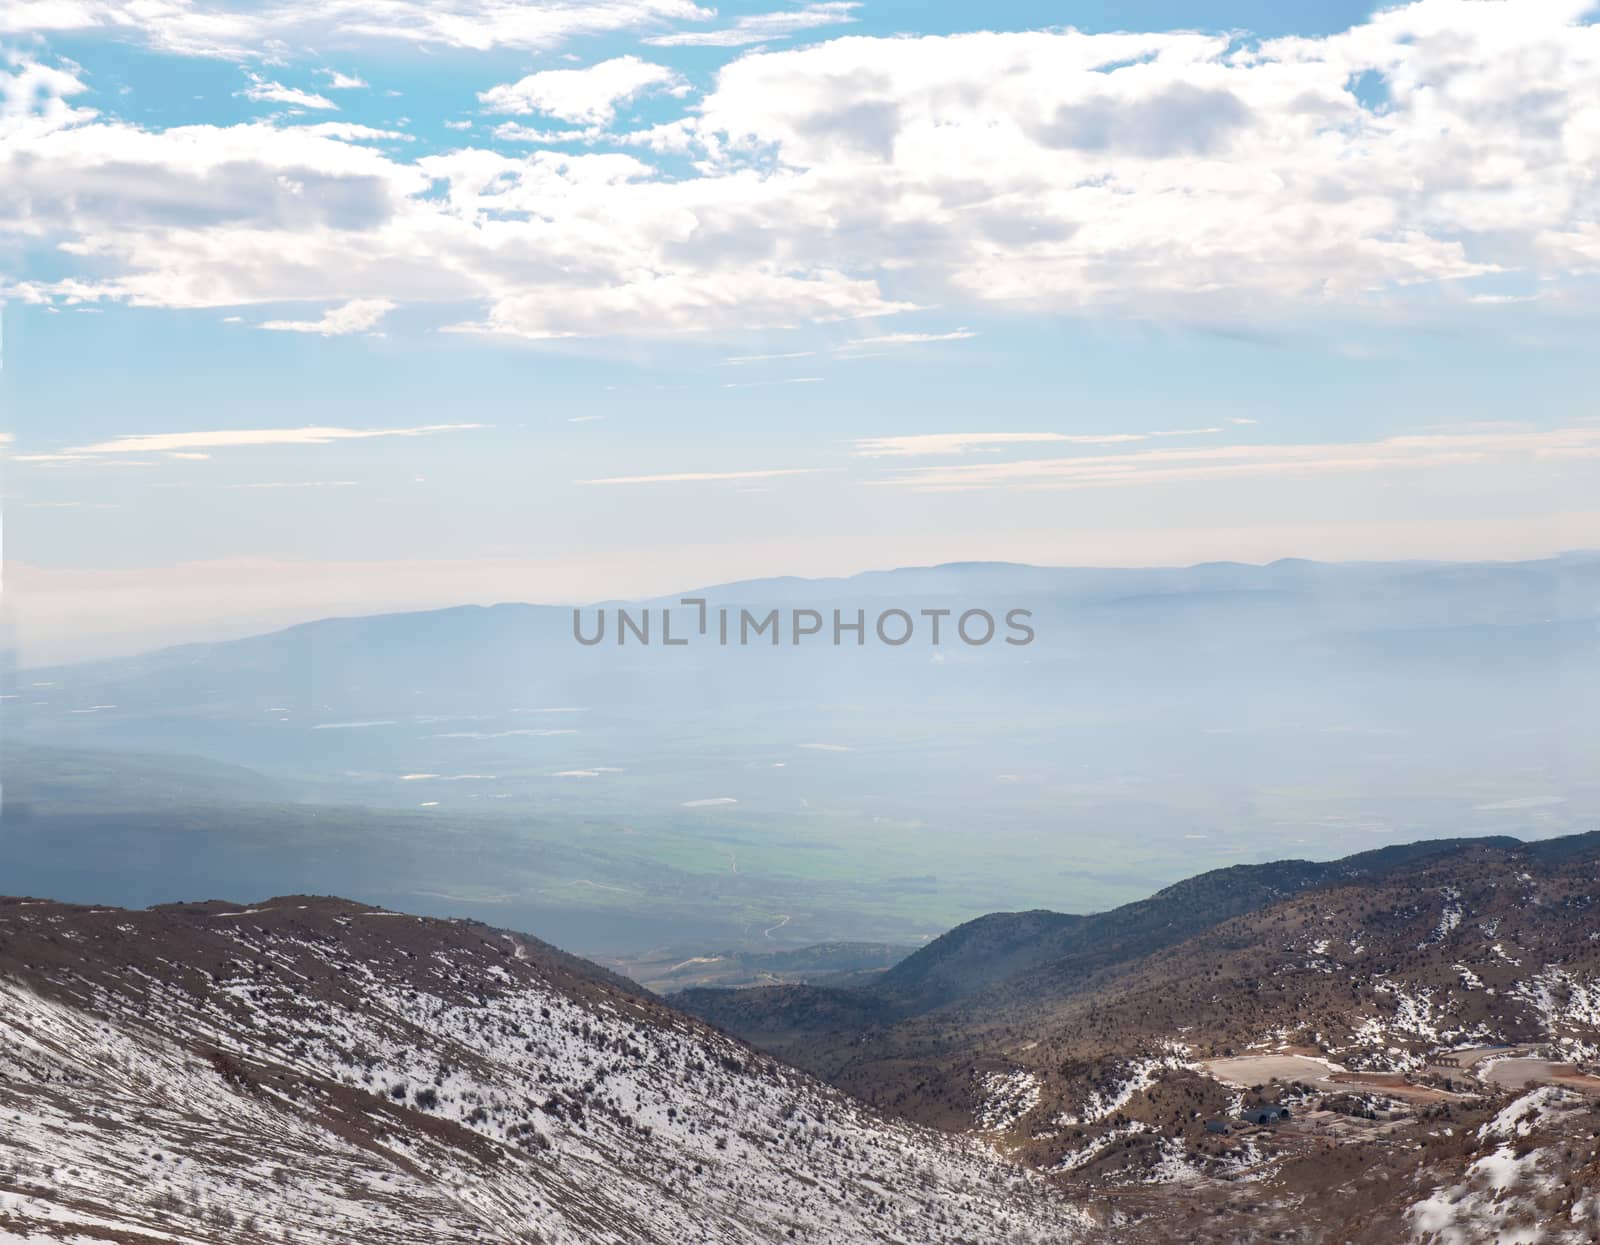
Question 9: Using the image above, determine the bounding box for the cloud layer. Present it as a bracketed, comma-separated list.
[1, 0, 715, 56]
[5, 1, 1600, 338]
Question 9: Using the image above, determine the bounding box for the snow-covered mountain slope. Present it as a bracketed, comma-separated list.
[0, 896, 1090, 1245]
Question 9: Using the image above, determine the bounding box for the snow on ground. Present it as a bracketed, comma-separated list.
[0, 908, 1092, 1245]
[1055, 1046, 1194, 1127]
[1478, 1086, 1577, 1140]
[1409, 1089, 1597, 1244]
[974, 1067, 1043, 1132]
[1513, 965, 1600, 1040]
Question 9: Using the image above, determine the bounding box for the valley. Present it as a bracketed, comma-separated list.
[5, 829, 1600, 1242]
[6, 556, 1598, 955]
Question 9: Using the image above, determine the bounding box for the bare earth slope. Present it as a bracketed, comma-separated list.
[0, 896, 1090, 1245]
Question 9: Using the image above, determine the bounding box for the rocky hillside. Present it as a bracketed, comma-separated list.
[6, 833, 1599, 1243]
[0, 896, 1091, 1244]
[680, 831, 1600, 1239]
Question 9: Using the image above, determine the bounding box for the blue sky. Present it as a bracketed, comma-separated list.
[3, 0, 1598, 660]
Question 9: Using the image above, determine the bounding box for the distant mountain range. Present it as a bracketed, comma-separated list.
[5, 553, 1598, 951]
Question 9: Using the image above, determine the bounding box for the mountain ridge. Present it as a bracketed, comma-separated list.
[6, 830, 1600, 1241]
[17, 551, 1600, 673]
[676, 834, 1531, 1042]
[0, 891, 1092, 1244]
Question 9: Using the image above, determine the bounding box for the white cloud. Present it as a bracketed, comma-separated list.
[0, 49, 93, 140]
[840, 329, 976, 348]
[479, 56, 686, 127]
[239, 74, 338, 111]
[0, 0, 265, 57]
[320, 69, 368, 90]
[864, 422, 1600, 491]
[10, 453, 159, 465]
[45, 424, 485, 457]
[724, 350, 816, 364]
[6, 3, 1600, 338]
[852, 431, 1214, 457]
[644, 1, 858, 48]
[2, 0, 715, 57]
[490, 121, 592, 143]
[260, 298, 396, 334]
[578, 467, 834, 485]
[294, 123, 412, 143]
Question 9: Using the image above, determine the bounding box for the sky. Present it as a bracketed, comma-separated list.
[2, 0, 1599, 661]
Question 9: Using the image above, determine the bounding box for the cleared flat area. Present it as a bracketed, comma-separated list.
[1201, 1055, 1456, 1102]
[1480, 1058, 1600, 1093]
[1203, 1055, 1339, 1086]
[1479, 1058, 1563, 1088]
[1202, 1051, 1600, 1102]
[1432, 1045, 1523, 1069]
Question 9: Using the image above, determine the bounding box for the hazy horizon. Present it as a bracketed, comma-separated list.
[11, 544, 1600, 666]
[6, 0, 1600, 664]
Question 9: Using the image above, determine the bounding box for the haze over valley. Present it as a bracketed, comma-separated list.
[6, 554, 1594, 955]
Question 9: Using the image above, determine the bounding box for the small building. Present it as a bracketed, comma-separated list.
[1204, 1119, 1231, 1135]
[1240, 1105, 1290, 1126]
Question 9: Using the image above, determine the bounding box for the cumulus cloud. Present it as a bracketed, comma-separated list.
[0, 49, 93, 139]
[320, 69, 368, 90]
[6, 2, 1600, 338]
[480, 56, 686, 127]
[260, 297, 396, 333]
